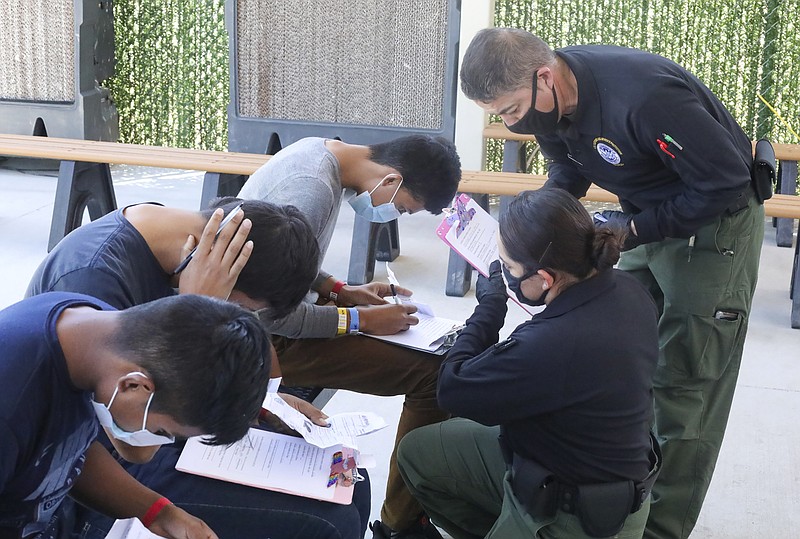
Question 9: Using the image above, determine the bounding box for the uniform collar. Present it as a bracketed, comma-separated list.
[533, 269, 616, 320]
[555, 49, 603, 139]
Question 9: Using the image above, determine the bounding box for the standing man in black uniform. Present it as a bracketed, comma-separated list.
[459, 28, 764, 539]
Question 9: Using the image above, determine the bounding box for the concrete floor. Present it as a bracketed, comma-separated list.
[1, 158, 798, 538]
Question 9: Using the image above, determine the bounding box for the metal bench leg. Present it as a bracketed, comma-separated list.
[791, 233, 800, 329]
[49, 160, 117, 251]
[375, 219, 400, 262]
[347, 216, 399, 284]
[200, 172, 250, 209]
[776, 161, 797, 247]
[445, 250, 473, 297]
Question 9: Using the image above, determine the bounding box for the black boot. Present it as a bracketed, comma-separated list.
[369, 514, 444, 539]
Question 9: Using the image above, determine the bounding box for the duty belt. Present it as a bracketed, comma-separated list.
[725, 183, 756, 215]
[503, 432, 662, 538]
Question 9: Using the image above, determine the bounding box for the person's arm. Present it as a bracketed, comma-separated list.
[436, 263, 569, 425]
[0, 420, 18, 493]
[536, 134, 594, 197]
[626, 86, 752, 243]
[262, 277, 418, 338]
[70, 442, 218, 539]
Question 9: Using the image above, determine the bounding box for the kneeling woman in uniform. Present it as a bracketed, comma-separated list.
[397, 188, 660, 539]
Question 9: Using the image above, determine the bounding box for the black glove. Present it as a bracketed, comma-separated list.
[593, 210, 642, 251]
[476, 260, 508, 303]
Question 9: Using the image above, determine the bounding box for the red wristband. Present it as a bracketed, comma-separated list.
[329, 280, 346, 302]
[142, 496, 172, 528]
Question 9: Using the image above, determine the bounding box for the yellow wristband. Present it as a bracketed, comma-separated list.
[336, 308, 348, 335]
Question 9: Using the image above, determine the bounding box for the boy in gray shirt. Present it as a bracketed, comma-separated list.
[239, 134, 461, 539]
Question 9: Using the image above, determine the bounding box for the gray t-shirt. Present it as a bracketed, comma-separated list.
[238, 137, 346, 338]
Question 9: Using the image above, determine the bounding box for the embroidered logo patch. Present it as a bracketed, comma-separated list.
[593, 137, 623, 166]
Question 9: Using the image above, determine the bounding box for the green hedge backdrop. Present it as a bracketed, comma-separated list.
[108, 0, 799, 178]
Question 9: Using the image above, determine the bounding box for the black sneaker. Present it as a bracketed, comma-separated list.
[369, 515, 444, 539]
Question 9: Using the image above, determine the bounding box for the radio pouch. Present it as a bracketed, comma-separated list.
[510, 455, 558, 520]
[752, 138, 776, 203]
[575, 480, 635, 538]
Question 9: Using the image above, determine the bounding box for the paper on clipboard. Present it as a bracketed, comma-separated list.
[436, 194, 536, 315]
[175, 429, 358, 505]
[365, 313, 463, 353]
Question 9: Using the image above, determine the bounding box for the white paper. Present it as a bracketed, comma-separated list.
[385, 262, 400, 287]
[267, 376, 282, 394]
[443, 196, 499, 276]
[397, 295, 434, 317]
[104, 518, 161, 539]
[176, 429, 341, 500]
[262, 393, 387, 449]
[366, 313, 463, 352]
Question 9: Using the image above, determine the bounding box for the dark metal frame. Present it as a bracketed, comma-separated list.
[223, 0, 462, 284]
[0, 0, 118, 141]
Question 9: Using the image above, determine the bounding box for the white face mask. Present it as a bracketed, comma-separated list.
[91, 371, 176, 447]
[348, 177, 403, 223]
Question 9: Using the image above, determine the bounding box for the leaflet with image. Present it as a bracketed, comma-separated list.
[176, 428, 356, 504]
[437, 194, 536, 315]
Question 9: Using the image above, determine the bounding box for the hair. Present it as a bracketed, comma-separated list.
[202, 198, 320, 319]
[367, 135, 461, 214]
[112, 294, 272, 445]
[460, 28, 556, 102]
[499, 188, 626, 281]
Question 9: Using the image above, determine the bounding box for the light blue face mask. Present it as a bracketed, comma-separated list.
[91, 371, 176, 447]
[348, 177, 403, 223]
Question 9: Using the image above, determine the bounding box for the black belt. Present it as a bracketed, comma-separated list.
[542, 431, 661, 516]
[503, 432, 662, 537]
[726, 183, 757, 215]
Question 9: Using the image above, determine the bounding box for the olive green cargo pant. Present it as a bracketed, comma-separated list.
[398, 418, 651, 539]
[618, 200, 764, 539]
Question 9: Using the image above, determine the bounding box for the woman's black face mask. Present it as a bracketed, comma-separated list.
[505, 70, 560, 135]
[502, 265, 547, 307]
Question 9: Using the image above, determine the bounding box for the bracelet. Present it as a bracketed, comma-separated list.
[336, 308, 349, 335]
[142, 496, 172, 528]
[329, 280, 346, 303]
[348, 308, 359, 334]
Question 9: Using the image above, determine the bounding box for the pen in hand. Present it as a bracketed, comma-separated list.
[386, 262, 403, 305]
[172, 202, 244, 275]
[390, 283, 402, 305]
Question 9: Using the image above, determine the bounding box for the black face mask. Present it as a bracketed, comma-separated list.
[502, 265, 547, 307]
[505, 70, 560, 135]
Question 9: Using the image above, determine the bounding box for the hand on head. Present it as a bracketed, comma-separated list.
[177, 207, 253, 298]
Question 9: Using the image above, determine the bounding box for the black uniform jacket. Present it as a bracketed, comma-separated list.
[438, 269, 659, 485]
[537, 45, 753, 244]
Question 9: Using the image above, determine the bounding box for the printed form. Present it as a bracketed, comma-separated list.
[176, 428, 339, 501]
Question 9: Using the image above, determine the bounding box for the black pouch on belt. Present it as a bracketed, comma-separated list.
[575, 480, 635, 537]
[752, 138, 776, 203]
[510, 455, 558, 520]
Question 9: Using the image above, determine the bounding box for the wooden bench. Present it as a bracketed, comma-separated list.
[0, 134, 400, 286]
[446, 124, 800, 328]
[2, 132, 798, 326]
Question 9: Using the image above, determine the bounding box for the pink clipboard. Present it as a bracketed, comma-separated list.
[437, 194, 537, 315]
